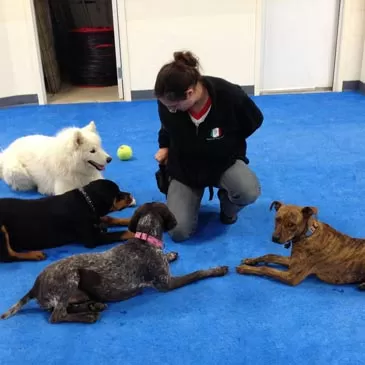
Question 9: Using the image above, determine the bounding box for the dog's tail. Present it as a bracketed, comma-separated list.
[0, 289, 34, 320]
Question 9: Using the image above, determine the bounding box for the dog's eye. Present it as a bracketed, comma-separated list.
[90, 149, 96, 153]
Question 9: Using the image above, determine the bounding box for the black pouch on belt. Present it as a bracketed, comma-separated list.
[155, 164, 170, 195]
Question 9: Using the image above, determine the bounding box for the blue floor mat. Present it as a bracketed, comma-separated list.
[1, 91, 365, 364]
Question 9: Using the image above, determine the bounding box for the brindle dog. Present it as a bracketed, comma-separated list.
[236, 200, 365, 289]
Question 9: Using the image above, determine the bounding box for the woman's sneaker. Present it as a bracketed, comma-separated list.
[217, 189, 238, 225]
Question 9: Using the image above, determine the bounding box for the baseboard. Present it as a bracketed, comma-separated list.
[360, 81, 365, 94]
[131, 89, 155, 100]
[342, 80, 365, 94]
[342, 81, 360, 91]
[241, 85, 255, 95]
[0, 94, 39, 108]
[0, 86, 257, 105]
[131, 85, 255, 101]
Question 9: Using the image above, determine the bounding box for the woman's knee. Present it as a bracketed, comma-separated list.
[168, 223, 195, 242]
[230, 179, 261, 206]
[220, 160, 261, 206]
[168, 214, 197, 242]
[166, 180, 202, 242]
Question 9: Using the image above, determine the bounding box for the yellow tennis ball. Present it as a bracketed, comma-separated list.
[117, 145, 133, 160]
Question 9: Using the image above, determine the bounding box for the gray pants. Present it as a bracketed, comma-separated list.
[166, 159, 261, 242]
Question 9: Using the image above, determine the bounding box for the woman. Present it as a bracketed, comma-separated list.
[154, 51, 263, 242]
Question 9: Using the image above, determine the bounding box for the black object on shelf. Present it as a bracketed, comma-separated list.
[67, 27, 117, 87]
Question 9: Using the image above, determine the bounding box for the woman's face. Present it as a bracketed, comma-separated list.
[159, 88, 197, 113]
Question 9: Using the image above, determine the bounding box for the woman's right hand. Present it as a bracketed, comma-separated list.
[155, 148, 169, 164]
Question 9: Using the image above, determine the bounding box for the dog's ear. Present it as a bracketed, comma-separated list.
[127, 205, 146, 233]
[157, 204, 177, 232]
[270, 201, 283, 211]
[128, 203, 177, 233]
[74, 130, 84, 147]
[301, 206, 318, 218]
[83, 121, 97, 133]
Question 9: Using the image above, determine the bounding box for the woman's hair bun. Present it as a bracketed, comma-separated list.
[173, 51, 199, 68]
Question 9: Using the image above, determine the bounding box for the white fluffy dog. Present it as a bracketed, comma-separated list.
[0, 121, 113, 196]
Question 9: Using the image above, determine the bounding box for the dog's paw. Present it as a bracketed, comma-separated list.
[30, 251, 47, 261]
[211, 266, 229, 277]
[236, 265, 253, 275]
[85, 312, 101, 323]
[89, 302, 108, 312]
[166, 252, 179, 262]
[235, 265, 245, 274]
[241, 258, 258, 266]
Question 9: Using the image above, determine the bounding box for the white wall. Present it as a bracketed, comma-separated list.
[2, 0, 365, 102]
[0, 0, 42, 99]
[361, 39, 365, 83]
[125, 0, 257, 92]
[334, 0, 365, 89]
[0, 10, 13, 98]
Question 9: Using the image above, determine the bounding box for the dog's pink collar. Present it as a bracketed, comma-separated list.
[135, 232, 163, 249]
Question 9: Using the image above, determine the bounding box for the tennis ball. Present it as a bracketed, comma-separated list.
[117, 145, 133, 160]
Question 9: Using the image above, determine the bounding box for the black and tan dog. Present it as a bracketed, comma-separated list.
[0, 179, 135, 262]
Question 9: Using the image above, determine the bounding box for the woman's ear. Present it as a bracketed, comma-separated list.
[185, 88, 194, 99]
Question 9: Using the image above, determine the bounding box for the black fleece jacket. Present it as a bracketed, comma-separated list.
[157, 76, 263, 189]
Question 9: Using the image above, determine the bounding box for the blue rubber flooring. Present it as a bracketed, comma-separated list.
[1, 91, 365, 364]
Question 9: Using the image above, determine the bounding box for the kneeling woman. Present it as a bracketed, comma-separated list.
[154, 51, 263, 242]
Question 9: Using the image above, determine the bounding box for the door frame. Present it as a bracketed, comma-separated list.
[29, 0, 132, 104]
[113, 0, 132, 101]
[255, 0, 343, 96]
[28, 0, 47, 105]
[112, 0, 124, 100]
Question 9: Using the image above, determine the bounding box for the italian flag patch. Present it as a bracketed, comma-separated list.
[211, 127, 222, 138]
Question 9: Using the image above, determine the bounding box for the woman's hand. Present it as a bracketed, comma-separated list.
[155, 148, 169, 164]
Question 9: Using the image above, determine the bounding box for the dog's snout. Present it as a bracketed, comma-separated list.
[119, 192, 131, 201]
[272, 235, 280, 243]
[106, 156, 112, 163]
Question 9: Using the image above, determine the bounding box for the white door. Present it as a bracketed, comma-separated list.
[260, 0, 340, 93]
[112, 0, 124, 99]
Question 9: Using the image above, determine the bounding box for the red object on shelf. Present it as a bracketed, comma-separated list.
[70, 27, 114, 33]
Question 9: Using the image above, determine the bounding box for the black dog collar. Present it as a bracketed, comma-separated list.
[78, 188, 108, 233]
[78, 188, 96, 213]
[284, 222, 319, 249]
